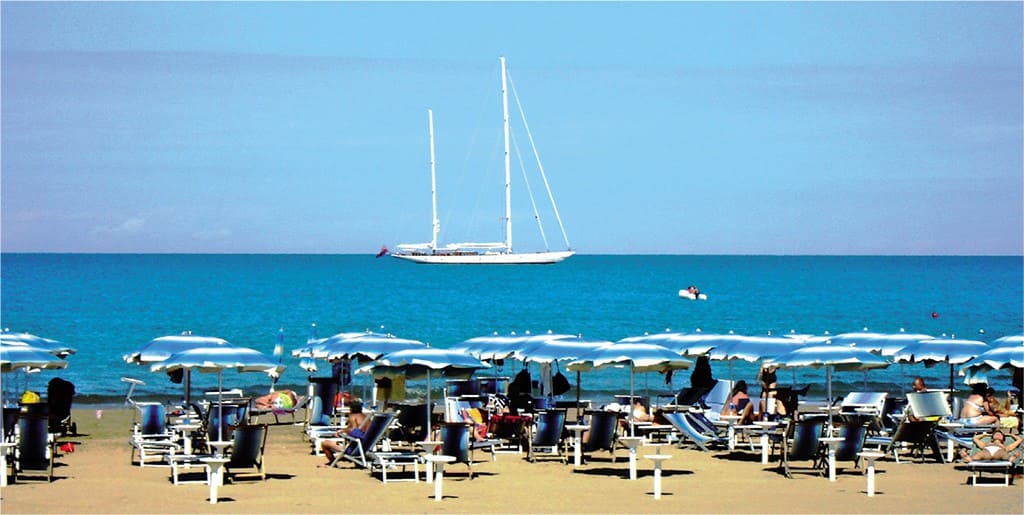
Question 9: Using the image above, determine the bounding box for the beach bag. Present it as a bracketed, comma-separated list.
[552, 371, 571, 396]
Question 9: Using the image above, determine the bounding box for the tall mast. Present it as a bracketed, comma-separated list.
[428, 109, 439, 251]
[500, 56, 512, 253]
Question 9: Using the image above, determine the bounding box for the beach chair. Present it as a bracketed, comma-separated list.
[817, 420, 868, 475]
[439, 422, 498, 479]
[527, 409, 567, 463]
[203, 400, 249, 447]
[489, 413, 529, 454]
[305, 397, 346, 454]
[3, 407, 20, 443]
[780, 418, 824, 478]
[702, 380, 734, 422]
[953, 433, 1023, 487]
[661, 410, 727, 451]
[839, 392, 887, 423]
[13, 413, 56, 482]
[46, 377, 77, 436]
[866, 391, 947, 463]
[130, 403, 179, 467]
[334, 412, 419, 482]
[224, 424, 268, 482]
[250, 394, 307, 425]
[387, 402, 432, 447]
[673, 386, 712, 408]
[581, 411, 619, 463]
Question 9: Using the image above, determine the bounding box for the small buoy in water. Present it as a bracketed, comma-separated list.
[931, 311, 939, 319]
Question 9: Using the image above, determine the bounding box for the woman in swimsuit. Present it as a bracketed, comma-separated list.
[959, 430, 1022, 462]
[960, 383, 999, 425]
[758, 365, 782, 419]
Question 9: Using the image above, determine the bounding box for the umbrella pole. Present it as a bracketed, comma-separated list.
[949, 363, 954, 398]
[826, 365, 833, 429]
[185, 369, 192, 406]
[576, 370, 582, 421]
[218, 370, 224, 445]
[426, 372, 432, 439]
[629, 365, 635, 437]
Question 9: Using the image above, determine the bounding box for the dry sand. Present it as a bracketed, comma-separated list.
[1, 408, 1021, 514]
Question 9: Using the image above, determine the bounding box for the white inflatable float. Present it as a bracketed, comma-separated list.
[678, 290, 708, 300]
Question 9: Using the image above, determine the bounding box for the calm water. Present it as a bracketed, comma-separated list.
[1, 254, 1021, 404]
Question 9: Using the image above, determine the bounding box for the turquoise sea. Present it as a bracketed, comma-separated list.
[1, 254, 1021, 405]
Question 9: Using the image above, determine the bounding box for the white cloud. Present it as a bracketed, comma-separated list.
[91, 217, 145, 235]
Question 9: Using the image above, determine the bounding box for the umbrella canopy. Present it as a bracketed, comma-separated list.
[989, 335, 1024, 348]
[673, 333, 747, 357]
[765, 343, 889, 426]
[828, 331, 934, 357]
[567, 343, 692, 436]
[960, 345, 1024, 373]
[707, 336, 806, 362]
[356, 347, 490, 430]
[892, 339, 990, 366]
[518, 335, 610, 364]
[124, 335, 231, 364]
[1, 332, 76, 358]
[322, 335, 426, 363]
[292, 331, 389, 359]
[1, 343, 70, 373]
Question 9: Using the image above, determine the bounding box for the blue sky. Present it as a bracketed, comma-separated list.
[2, 2, 1021, 255]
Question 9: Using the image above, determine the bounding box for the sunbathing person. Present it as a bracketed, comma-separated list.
[320, 401, 369, 467]
[960, 383, 1000, 426]
[959, 430, 1022, 463]
[254, 389, 298, 410]
[722, 380, 755, 425]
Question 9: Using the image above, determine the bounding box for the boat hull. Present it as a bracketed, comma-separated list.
[392, 250, 575, 265]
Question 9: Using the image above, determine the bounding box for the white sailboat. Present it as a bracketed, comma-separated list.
[392, 57, 575, 265]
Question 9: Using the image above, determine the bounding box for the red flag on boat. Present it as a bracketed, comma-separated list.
[376, 245, 389, 258]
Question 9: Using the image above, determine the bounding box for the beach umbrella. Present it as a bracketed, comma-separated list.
[1, 343, 70, 403]
[892, 338, 989, 394]
[152, 345, 284, 442]
[519, 334, 611, 419]
[0, 344, 70, 373]
[567, 343, 691, 436]
[658, 332, 739, 357]
[707, 335, 806, 362]
[765, 343, 889, 427]
[989, 335, 1024, 348]
[959, 345, 1024, 382]
[828, 331, 934, 357]
[356, 347, 490, 429]
[1, 332, 76, 358]
[124, 334, 232, 404]
[322, 335, 426, 363]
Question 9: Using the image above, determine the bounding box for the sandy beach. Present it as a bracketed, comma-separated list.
[1, 407, 1021, 514]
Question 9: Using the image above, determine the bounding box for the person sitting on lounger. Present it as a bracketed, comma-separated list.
[958, 429, 1022, 463]
[254, 389, 298, 410]
[617, 398, 653, 431]
[984, 386, 1020, 432]
[960, 383, 999, 426]
[722, 380, 755, 425]
[320, 401, 369, 467]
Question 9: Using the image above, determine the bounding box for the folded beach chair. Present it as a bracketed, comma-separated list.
[661, 410, 727, 451]
[816, 420, 868, 475]
[780, 418, 825, 478]
[130, 403, 179, 467]
[581, 410, 619, 463]
[46, 377, 77, 436]
[13, 413, 57, 482]
[527, 409, 567, 463]
[439, 422, 498, 479]
[225, 424, 268, 482]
